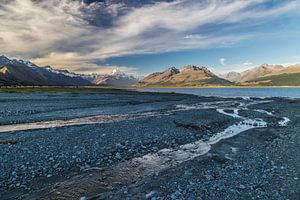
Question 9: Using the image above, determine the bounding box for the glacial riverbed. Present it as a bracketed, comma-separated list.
[0, 89, 299, 199]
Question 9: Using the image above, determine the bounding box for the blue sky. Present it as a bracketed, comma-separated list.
[0, 0, 300, 75]
[104, 33, 300, 75]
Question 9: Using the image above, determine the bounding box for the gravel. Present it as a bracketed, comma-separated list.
[0, 90, 299, 199]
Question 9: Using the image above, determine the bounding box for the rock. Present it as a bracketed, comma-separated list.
[0, 140, 18, 145]
[202, 175, 213, 181]
[115, 152, 122, 160]
[170, 190, 182, 199]
[122, 186, 129, 194]
[238, 184, 246, 189]
[145, 191, 158, 199]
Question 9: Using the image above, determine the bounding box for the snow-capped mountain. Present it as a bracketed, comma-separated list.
[87, 69, 139, 86]
[0, 55, 138, 86]
[0, 55, 92, 86]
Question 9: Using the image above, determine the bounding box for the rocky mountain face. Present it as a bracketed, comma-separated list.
[242, 64, 284, 82]
[222, 64, 285, 82]
[271, 64, 300, 75]
[0, 55, 138, 86]
[140, 67, 180, 85]
[220, 71, 241, 83]
[138, 65, 232, 86]
[0, 55, 92, 86]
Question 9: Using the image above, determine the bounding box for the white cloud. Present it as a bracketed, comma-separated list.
[32, 52, 138, 75]
[243, 61, 253, 66]
[0, 0, 299, 73]
[73, 65, 138, 75]
[184, 34, 205, 40]
[219, 58, 226, 66]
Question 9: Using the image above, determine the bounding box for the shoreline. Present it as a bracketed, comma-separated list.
[0, 86, 299, 99]
[1, 85, 300, 89]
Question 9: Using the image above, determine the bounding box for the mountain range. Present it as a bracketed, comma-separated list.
[139, 64, 300, 87]
[1, 55, 300, 87]
[138, 65, 232, 86]
[221, 64, 300, 86]
[0, 55, 138, 86]
[85, 69, 138, 86]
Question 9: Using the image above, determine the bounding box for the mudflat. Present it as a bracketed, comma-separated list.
[0, 88, 299, 199]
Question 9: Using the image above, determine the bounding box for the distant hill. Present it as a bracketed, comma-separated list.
[222, 64, 285, 83]
[138, 65, 232, 86]
[269, 64, 300, 75]
[222, 64, 300, 86]
[241, 72, 300, 86]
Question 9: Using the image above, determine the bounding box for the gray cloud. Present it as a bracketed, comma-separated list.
[0, 0, 299, 73]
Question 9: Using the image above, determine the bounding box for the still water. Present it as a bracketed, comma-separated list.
[134, 88, 300, 98]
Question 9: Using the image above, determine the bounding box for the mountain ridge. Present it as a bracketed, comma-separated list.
[87, 70, 138, 86]
[221, 64, 300, 86]
[1, 55, 300, 87]
[0, 55, 138, 86]
[0, 55, 92, 86]
[138, 65, 232, 86]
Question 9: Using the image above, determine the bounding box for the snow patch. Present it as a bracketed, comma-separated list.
[18, 60, 37, 69]
[44, 67, 79, 78]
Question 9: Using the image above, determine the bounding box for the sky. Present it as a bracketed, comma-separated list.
[0, 0, 300, 75]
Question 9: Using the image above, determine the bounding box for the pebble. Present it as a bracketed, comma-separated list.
[145, 191, 157, 199]
[122, 186, 129, 194]
[115, 152, 122, 160]
[1, 94, 298, 200]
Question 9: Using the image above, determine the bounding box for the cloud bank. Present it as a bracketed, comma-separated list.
[0, 0, 299, 73]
